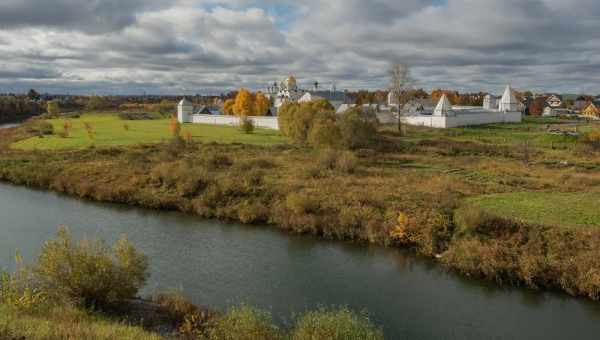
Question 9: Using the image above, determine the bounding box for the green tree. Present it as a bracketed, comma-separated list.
[27, 89, 40, 101]
[46, 100, 60, 117]
[85, 96, 111, 111]
[338, 107, 378, 149]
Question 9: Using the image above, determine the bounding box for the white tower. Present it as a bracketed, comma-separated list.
[177, 98, 193, 123]
[434, 94, 454, 116]
[483, 94, 497, 110]
[499, 85, 518, 112]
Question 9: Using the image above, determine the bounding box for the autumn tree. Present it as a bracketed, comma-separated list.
[233, 88, 255, 117]
[170, 116, 181, 137]
[431, 89, 460, 105]
[47, 100, 60, 117]
[223, 99, 235, 115]
[389, 63, 412, 135]
[254, 91, 271, 116]
[528, 97, 545, 116]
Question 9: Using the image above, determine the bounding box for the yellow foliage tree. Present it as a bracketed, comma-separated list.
[233, 88, 255, 117]
[223, 99, 235, 115]
[46, 101, 60, 117]
[254, 91, 271, 116]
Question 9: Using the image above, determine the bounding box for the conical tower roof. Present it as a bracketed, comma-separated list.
[178, 98, 192, 107]
[434, 94, 453, 115]
[501, 85, 517, 104]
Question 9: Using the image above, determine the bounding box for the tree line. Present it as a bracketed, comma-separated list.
[0, 96, 44, 124]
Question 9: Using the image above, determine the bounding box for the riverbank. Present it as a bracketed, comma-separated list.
[1, 228, 384, 340]
[1, 115, 600, 301]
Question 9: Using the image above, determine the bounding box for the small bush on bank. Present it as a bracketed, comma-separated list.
[207, 305, 282, 340]
[286, 192, 319, 215]
[118, 112, 161, 120]
[34, 227, 148, 309]
[240, 117, 255, 134]
[582, 130, 600, 150]
[317, 149, 359, 174]
[335, 151, 359, 174]
[27, 121, 54, 136]
[291, 307, 384, 340]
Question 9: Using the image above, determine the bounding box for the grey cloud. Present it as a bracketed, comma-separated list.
[1, 0, 600, 94]
[0, 0, 172, 34]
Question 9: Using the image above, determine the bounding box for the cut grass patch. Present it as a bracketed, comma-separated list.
[12, 113, 288, 150]
[467, 191, 600, 229]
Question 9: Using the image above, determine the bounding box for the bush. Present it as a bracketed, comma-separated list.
[118, 112, 161, 120]
[335, 151, 359, 174]
[308, 115, 341, 148]
[240, 117, 255, 134]
[278, 100, 335, 143]
[317, 150, 359, 174]
[207, 305, 282, 340]
[291, 307, 383, 340]
[33, 227, 148, 309]
[28, 121, 54, 136]
[0, 267, 46, 311]
[338, 108, 378, 149]
[582, 130, 600, 150]
[286, 192, 319, 215]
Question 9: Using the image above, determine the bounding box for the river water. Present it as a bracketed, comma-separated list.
[1, 183, 600, 339]
[0, 123, 20, 129]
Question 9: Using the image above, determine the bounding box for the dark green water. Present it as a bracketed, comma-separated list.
[1, 182, 599, 339]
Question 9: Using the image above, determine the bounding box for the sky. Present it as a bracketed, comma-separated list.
[0, 0, 599, 95]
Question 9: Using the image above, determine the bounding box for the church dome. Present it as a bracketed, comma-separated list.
[286, 75, 297, 90]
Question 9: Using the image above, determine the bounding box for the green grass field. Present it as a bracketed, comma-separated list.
[468, 191, 600, 229]
[12, 113, 288, 150]
[398, 117, 591, 148]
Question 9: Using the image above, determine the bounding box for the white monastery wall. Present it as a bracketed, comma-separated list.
[189, 114, 279, 130]
[402, 112, 521, 129]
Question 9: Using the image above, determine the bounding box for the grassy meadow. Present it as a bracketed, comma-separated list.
[12, 113, 288, 150]
[467, 191, 600, 229]
[2, 113, 600, 300]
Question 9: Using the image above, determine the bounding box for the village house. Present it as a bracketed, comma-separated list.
[546, 94, 563, 108]
[582, 101, 600, 119]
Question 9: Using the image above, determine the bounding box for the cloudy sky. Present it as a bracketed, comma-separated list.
[1, 0, 599, 95]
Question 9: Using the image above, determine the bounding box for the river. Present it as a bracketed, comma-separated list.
[1, 183, 600, 339]
[0, 123, 21, 129]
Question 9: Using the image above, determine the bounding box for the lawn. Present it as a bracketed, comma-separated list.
[12, 113, 288, 150]
[467, 191, 600, 229]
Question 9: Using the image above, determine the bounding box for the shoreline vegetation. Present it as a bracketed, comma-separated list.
[1, 110, 600, 302]
[1, 228, 383, 340]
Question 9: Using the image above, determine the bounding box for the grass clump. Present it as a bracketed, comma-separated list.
[207, 305, 282, 340]
[0, 305, 161, 340]
[291, 307, 384, 340]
